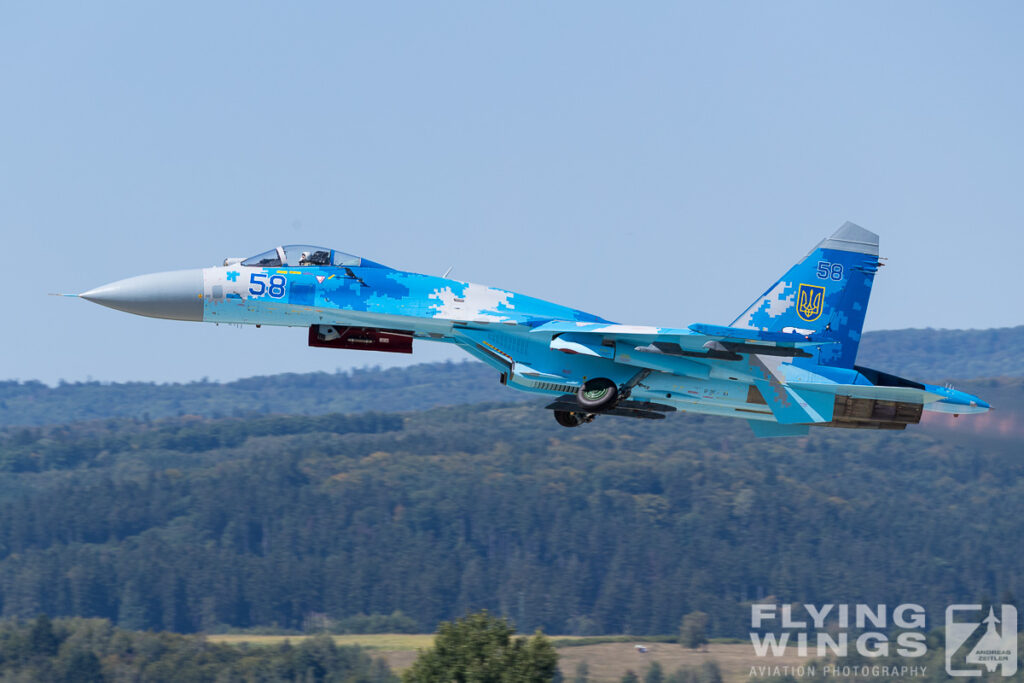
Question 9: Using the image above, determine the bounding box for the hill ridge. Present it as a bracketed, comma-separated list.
[0, 326, 1021, 426]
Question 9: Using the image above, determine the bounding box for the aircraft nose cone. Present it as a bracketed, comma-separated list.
[80, 269, 204, 322]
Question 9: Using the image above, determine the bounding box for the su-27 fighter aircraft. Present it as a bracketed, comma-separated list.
[71, 222, 989, 436]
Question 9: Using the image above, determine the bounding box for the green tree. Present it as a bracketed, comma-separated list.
[58, 649, 105, 683]
[643, 661, 664, 683]
[402, 610, 558, 683]
[697, 661, 721, 683]
[572, 660, 589, 683]
[117, 581, 147, 631]
[678, 612, 708, 650]
[621, 671, 639, 683]
[29, 614, 60, 657]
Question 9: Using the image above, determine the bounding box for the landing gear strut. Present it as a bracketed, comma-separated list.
[553, 410, 595, 428]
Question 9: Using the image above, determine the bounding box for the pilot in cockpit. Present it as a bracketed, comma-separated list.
[299, 250, 331, 266]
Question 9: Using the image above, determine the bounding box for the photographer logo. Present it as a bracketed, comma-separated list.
[945, 605, 1017, 677]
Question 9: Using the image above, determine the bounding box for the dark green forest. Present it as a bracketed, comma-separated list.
[0, 361, 522, 428]
[0, 615, 396, 682]
[0, 326, 1021, 639]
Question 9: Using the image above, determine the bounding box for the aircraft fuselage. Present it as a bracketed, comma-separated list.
[75, 228, 990, 436]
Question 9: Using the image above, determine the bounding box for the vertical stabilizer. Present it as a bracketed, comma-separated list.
[730, 222, 881, 367]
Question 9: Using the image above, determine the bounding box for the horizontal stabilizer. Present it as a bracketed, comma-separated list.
[788, 382, 944, 404]
[752, 381, 835, 424]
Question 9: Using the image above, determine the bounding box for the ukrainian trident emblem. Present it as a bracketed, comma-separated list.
[796, 284, 825, 322]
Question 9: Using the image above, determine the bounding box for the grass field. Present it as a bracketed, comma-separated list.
[554, 641, 813, 683]
[206, 633, 435, 671]
[207, 633, 436, 650]
[205, 634, 812, 682]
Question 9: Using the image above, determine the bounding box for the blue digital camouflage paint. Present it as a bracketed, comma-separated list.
[74, 224, 990, 436]
[730, 222, 879, 368]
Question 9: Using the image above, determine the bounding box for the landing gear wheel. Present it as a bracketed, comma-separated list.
[576, 378, 619, 410]
[554, 410, 593, 428]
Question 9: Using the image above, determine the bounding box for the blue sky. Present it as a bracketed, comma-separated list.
[2, 2, 1021, 384]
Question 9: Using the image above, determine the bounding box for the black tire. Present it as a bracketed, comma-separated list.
[576, 378, 618, 410]
[554, 410, 589, 428]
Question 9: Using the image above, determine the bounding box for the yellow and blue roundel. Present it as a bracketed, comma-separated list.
[796, 283, 825, 322]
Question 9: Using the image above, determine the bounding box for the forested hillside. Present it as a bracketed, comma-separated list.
[0, 361, 521, 427]
[857, 325, 1024, 381]
[0, 374, 1020, 637]
[1, 326, 1021, 427]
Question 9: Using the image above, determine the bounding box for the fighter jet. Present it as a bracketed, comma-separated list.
[72, 223, 989, 436]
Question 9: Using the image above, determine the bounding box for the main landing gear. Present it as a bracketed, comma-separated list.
[553, 410, 596, 428]
[547, 373, 671, 428]
[551, 377, 620, 428]
[576, 377, 619, 410]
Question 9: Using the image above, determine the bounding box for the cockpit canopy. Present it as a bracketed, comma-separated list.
[241, 245, 370, 268]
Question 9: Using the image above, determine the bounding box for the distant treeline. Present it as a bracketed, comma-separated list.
[1, 326, 1022, 427]
[0, 382, 1021, 637]
[856, 325, 1024, 382]
[0, 615, 396, 682]
[0, 361, 522, 427]
[0, 412, 401, 472]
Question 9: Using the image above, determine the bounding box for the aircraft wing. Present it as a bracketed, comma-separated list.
[531, 320, 841, 425]
[531, 320, 836, 360]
